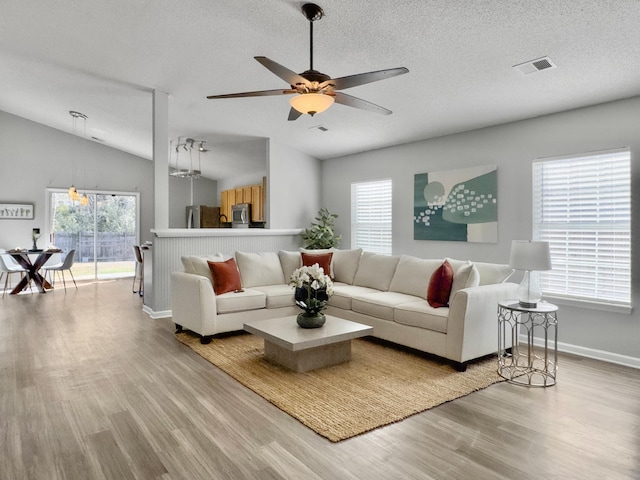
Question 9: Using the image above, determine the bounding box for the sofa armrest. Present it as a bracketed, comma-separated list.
[446, 282, 518, 363]
[171, 272, 218, 337]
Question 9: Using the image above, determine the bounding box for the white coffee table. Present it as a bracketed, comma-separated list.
[244, 315, 373, 372]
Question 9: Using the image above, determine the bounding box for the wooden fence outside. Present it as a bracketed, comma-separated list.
[54, 233, 136, 262]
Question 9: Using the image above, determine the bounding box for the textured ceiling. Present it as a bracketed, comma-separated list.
[1, 1, 640, 179]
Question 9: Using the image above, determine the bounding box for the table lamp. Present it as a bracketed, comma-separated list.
[509, 240, 552, 308]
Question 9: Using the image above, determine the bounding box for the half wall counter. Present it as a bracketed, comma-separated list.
[144, 228, 303, 317]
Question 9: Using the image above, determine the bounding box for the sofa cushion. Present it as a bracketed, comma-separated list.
[394, 301, 449, 333]
[251, 284, 295, 309]
[181, 254, 224, 283]
[447, 258, 515, 286]
[279, 250, 302, 283]
[352, 252, 400, 291]
[208, 258, 242, 295]
[427, 260, 454, 308]
[216, 288, 266, 313]
[389, 255, 442, 298]
[235, 251, 285, 287]
[301, 251, 333, 278]
[351, 291, 421, 321]
[444, 257, 468, 274]
[474, 261, 515, 285]
[330, 248, 362, 285]
[328, 283, 381, 310]
[450, 262, 480, 300]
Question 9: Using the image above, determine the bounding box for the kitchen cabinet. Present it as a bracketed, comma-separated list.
[220, 189, 236, 222]
[220, 177, 265, 224]
[251, 185, 264, 222]
[242, 186, 252, 204]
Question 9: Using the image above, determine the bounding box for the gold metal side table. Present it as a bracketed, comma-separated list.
[497, 300, 558, 387]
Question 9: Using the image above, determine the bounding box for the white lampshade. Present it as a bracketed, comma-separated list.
[289, 93, 334, 116]
[509, 240, 552, 308]
[509, 240, 552, 271]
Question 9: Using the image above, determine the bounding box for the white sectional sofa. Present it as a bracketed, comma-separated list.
[171, 249, 517, 371]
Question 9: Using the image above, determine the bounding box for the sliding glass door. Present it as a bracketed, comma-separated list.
[48, 190, 139, 280]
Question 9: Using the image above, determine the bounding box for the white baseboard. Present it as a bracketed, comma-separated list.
[520, 334, 640, 369]
[142, 305, 172, 319]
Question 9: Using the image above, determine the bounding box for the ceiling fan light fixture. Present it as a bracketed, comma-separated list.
[290, 93, 334, 116]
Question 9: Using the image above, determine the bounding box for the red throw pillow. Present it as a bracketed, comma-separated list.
[427, 260, 454, 308]
[207, 258, 242, 295]
[301, 251, 333, 278]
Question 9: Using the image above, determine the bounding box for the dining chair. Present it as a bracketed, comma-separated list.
[41, 249, 77, 291]
[0, 252, 30, 297]
[132, 245, 143, 296]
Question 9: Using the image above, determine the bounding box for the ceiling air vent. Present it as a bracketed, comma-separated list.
[513, 56, 556, 76]
[309, 125, 329, 132]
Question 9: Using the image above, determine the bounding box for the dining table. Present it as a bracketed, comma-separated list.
[7, 249, 61, 294]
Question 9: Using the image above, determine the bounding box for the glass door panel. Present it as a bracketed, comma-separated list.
[49, 191, 138, 280]
[95, 194, 136, 279]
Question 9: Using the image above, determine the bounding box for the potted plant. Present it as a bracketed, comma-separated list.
[289, 264, 334, 328]
[302, 208, 342, 249]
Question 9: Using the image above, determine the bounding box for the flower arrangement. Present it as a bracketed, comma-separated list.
[289, 263, 334, 315]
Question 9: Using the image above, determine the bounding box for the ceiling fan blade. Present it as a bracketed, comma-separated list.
[207, 88, 296, 99]
[254, 56, 311, 87]
[288, 108, 303, 121]
[321, 67, 409, 91]
[333, 92, 393, 115]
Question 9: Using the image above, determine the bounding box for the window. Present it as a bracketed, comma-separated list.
[351, 179, 392, 255]
[532, 148, 631, 308]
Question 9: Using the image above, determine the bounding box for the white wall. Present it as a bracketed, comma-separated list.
[0, 111, 220, 239]
[267, 139, 321, 229]
[216, 138, 268, 193]
[322, 96, 640, 365]
[169, 176, 218, 228]
[0, 111, 156, 246]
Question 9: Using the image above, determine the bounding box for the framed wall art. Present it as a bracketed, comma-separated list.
[414, 165, 497, 243]
[0, 203, 34, 220]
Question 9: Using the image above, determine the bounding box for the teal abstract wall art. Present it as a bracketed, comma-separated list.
[414, 165, 498, 242]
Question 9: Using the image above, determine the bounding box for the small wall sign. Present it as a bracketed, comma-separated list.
[0, 203, 34, 220]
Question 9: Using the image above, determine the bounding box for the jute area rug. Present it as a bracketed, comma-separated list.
[176, 332, 503, 442]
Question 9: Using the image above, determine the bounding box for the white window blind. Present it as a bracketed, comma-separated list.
[532, 149, 631, 307]
[351, 179, 392, 255]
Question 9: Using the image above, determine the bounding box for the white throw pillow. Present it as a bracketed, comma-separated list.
[235, 251, 285, 287]
[474, 261, 515, 285]
[352, 252, 401, 291]
[330, 248, 363, 285]
[444, 257, 469, 273]
[278, 250, 302, 283]
[449, 262, 481, 299]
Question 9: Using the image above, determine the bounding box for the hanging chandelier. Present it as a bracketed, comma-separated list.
[170, 137, 204, 179]
[68, 110, 89, 204]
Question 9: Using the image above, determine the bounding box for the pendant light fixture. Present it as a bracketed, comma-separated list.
[79, 112, 89, 206]
[169, 137, 203, 179]
[68, 110, 87, 202]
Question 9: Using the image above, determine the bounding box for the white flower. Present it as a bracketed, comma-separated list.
[289, 263, 334, 313]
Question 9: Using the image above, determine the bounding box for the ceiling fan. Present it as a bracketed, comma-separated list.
[206, 3, 409, 121]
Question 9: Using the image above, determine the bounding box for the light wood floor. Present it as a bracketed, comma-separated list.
[1, 279, 638, 480]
